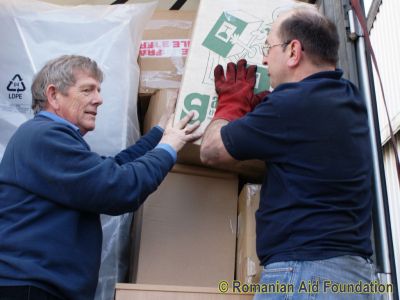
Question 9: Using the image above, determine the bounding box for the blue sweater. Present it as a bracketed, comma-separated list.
[0, 113, 174, 299]
[221, 70, 373, 265]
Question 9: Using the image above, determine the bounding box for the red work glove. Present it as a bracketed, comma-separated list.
[212, 59, 269, 122]
[251, 90, 270, 108]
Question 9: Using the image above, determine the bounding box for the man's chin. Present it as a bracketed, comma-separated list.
[80, 124, 96, 135]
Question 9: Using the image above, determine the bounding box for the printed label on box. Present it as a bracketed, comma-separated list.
[180, 93, 217, 124]
[140, 39, 191, 58]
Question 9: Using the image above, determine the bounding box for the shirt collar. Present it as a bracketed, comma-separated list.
[302, 68, 343, 81]
[37, 111, 80, 133]
[273, 69, 344, 93]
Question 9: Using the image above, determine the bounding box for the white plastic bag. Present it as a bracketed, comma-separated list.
[0, 0, 157, 157]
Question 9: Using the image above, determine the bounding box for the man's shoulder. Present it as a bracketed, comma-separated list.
[27, 115, 78, 134]
[15, 115, 84, 146]
[265, 83, 306, 110]
[271, 71, 357, 103]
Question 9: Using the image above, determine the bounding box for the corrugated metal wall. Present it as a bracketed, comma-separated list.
[369, 0, 400, 144]
[382, 137, 400, 291]
[368, 0, 400, 292]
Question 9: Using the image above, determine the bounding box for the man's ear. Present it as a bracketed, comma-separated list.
[45, 85, 59, 111]
[287, 39, 302, 67]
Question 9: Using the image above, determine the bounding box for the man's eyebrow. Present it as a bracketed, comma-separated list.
[80, 83, 98, 88]
[79, 83, 101, 92]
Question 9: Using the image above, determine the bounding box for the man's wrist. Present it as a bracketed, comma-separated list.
[155, 143, 177, 163]
[213, 104, 247, 122]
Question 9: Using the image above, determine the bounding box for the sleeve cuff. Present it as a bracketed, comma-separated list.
[220, 124, 240, 160]
[155, 143, 177, 163]
[155, 125, 164, 133]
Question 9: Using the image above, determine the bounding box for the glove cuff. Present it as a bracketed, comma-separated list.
[212, 98, 249, 122]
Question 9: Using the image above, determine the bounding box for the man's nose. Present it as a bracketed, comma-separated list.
[93, 90, 103, 106]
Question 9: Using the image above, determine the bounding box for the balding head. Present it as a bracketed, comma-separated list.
[275, 7, 339, 67]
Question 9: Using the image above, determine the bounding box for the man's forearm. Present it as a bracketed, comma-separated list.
[200, 119, 234, 165]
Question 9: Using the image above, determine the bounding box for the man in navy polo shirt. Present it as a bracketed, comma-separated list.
[200, 6, 378, 300]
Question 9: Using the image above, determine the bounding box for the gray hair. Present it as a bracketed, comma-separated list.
[31, 55, 104, 114]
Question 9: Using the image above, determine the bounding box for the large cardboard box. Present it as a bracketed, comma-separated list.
[139, 10, 196, 94]
[173, 0, 301, 143]
[131, 164, 238, 287]
[236, 184, 262, 285]
[115, 284, 254, 300]
[143, 89, 265, 179]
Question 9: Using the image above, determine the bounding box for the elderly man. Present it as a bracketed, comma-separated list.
[0, 55, 201, 300]
[201, 6, 379, 300]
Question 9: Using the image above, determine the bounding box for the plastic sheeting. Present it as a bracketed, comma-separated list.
[96, 214, 134, 300]
[0, 0, 157, 157]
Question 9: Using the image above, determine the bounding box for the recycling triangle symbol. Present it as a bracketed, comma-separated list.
[7, 74, 26, 92]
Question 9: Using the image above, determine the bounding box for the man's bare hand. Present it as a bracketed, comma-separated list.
[159, 112, 203, 152]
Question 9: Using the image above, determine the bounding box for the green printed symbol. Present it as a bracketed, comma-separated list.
[202, 12, 247, 57]
[254, 65, 270, 94]
[180, 93, 210, 124]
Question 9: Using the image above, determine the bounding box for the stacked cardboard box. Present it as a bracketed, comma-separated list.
[115, 284, 254, 300]
[121, 179, 262, 299]
[139, 10, 196, 95]
[131, 165, 238, 287]
[236, 184, 262, 284]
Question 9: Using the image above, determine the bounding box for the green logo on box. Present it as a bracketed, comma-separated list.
[255, 65, 269, 94]
[180, 93, 210, 123]
[202, 12, 247, 58]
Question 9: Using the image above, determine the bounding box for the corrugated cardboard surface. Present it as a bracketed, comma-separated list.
[139, 10, 196, 94]
[133, 164, 238, 287]
[236, 184, 262, 284]
[173, 0, 300, 144]
[143, 89, 265, 180]
[115, 284, 254, 300]
[143, 89, 177, 133]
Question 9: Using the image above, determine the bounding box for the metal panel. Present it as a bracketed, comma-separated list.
[367, 0, 383, 31]
[369, 0, 400, 144]
[382, 136, 400, 295]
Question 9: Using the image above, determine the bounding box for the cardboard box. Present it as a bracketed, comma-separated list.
[139, 10, 196, 94]
[131, 164, 238, 287]
[236, 184, 262, 284]
[142, 89, 178, 133]
[173, 0, 300, 143]
[143, 89, 265, 179]
[115, 284, 254, 300]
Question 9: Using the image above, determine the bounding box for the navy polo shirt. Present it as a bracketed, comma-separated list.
[221, 70, 373, 265]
